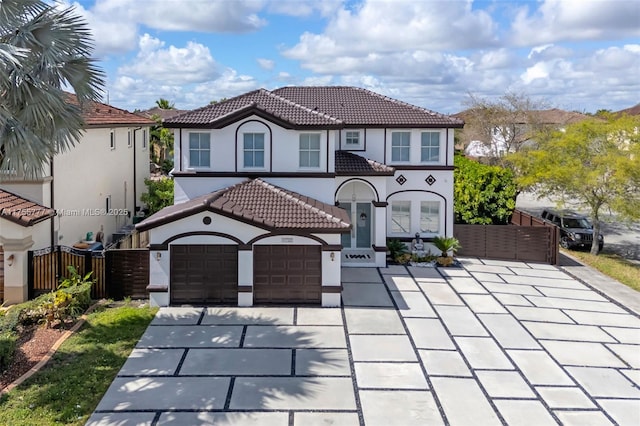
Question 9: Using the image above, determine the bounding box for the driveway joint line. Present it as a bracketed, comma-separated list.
[340, 301, 366, 426]
[172, 348, 189, 376]
[377, 265, 452, 425]
[223, 377, 235, 410]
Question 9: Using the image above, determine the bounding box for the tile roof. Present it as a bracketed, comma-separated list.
[335, 151, 395, 176]
[615, 103, 640, 116]
[136, 107, 190, 121]
[136, 178, 351, 233]
[164, 86, 463, 129]
[64, 93, 155, 127]
[0, 189, 56, 227]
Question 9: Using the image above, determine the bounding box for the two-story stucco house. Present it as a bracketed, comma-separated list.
[137, 86, 463, 307]
[0, 94, 154, 303]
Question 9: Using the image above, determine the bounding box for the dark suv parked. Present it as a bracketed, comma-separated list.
[541, 209, 604, 251]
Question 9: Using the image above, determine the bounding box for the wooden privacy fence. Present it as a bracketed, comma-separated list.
[454, 209, 560, 265]
[28, 246, 149, 300]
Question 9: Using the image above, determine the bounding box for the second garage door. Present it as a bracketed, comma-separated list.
[170, 245, 238, 305]
[253, 245, 322, 304]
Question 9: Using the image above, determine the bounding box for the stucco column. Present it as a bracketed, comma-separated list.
[321, 245, 342, 307]
[372, 201, 388, 267]
[238, 246, 253, 306]
[148, 248, 169, 307]
[0, 236, 34, 304]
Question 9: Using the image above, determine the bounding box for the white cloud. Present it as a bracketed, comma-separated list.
[257, 58, 275, 70]
[283, 0, 498, 71]
[511, 0, 640, 46]
[118, 34, 218, 85]
[267, 0, 343, 17]
[65, 0, 270, 56]
[521, 62, 551, 84]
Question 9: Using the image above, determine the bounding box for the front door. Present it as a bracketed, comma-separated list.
[341, 202, 372, 249]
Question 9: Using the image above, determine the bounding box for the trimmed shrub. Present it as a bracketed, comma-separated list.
[0, 332, 17, 370]
[454, 154, 517, 224]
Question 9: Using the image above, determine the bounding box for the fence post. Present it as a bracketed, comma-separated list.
[27, 250, 34, 300]
[84, 250, 93, 279]
[56, 245, 62, 281]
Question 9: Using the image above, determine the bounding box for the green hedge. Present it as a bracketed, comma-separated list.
[454, 154, 517, 225]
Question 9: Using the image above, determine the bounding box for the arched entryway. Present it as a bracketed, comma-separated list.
[336, 180, 376, 264]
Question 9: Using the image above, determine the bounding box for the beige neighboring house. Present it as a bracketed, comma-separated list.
[456, 108, 592, 157]
[136, 107, 189, 164]
[0, 94, 154, 304]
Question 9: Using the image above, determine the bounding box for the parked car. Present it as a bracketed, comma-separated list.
[541, 209, 604, 251]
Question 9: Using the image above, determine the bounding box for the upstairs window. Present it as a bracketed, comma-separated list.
[421, 132, 440, 162]
[243, 133, 265, 168]
[391, 201, 411, 234]
[109, 130, 116, 149]
[142, 129, 147, 149]
[420, 201, 440, 233]
[345, 131, 360, 146]
[189, 132, 211, 168]
[127, 130, 132, 148]
[299, 133, 321, 168]
[391, 132, 410, 162]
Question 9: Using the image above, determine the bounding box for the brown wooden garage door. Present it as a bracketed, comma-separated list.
[170, 245, 238, 305]
[253, 245, 321, 304]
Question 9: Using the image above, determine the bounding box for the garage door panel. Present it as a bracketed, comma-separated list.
[170, 245, 238, 305]
[253, 245, 322, 304]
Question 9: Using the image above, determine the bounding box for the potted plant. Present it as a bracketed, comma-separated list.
[432, 236, 461, 267]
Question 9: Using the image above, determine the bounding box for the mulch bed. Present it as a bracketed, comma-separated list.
[0, 325, 68, 390]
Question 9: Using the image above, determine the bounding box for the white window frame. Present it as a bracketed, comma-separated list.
[420, 132, 440, 162]
[391, 132, 411, 162]
[420, 201, 440, 234]
[109, 129, 116, 150]
[299, 133, 321, 168]
[345, 130, 361, 148]
[188, 132, 211, 168]
[243, 132, 265, 168]
[391, 201, 411, 234]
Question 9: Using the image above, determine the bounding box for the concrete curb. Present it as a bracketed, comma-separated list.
[559, 251, 640, 316]
[1, 301, 102, 395]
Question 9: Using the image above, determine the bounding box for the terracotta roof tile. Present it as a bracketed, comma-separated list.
[137, 179, 351, 233]
[335, 151, 395, 176]
[165, 86, 463, 128]
[65, 93, 155, 127]
[0, 189, 56, 227]
[136, 107, 190, 121]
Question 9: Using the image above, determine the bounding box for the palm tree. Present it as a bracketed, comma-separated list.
[155, 98, 175, 109]
[0, 0, 104, 177]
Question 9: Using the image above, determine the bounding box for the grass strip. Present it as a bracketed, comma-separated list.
[0, 302, 157, 425]
[565, 250, 640, 292]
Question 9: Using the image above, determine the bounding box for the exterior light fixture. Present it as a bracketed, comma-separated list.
[359, 212, 367, 225]
[330, 252, 335, 261]
[7, 254, 15, 266]
[155, 252, 162, 260]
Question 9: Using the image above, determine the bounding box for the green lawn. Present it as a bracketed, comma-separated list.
[564, 249, 640, 292]
[0, 302, 157, 426]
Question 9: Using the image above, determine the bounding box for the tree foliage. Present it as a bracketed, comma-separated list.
[513, 115, 640, 254]
[0, 0, 104, 176]
[155, 98, 175, 109]
[140, 177, 174, 215]
[459, 92, 548, 170]
[454, 154, 517, 224]
[149, 114, 174, 165]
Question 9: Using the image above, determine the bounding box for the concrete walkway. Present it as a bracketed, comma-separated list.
[88, 258, 640, 425]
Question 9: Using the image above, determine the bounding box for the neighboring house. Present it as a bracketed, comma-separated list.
[0, 94, 154, 304]
[456, 108, 591, 158]
[137, 107, 189, 164]
[137, 86, 463, 307]
[615, 103, 640, 116]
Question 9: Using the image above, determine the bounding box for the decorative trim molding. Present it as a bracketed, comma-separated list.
[322, 245, 343, 251]
[372, 245, 388, 252]
[238, 285, 253, 293]
[321, 285, 343, 293]
[372, 201, 388, 207]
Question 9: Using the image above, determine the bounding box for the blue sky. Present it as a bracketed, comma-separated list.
[65, 0, 640, 114]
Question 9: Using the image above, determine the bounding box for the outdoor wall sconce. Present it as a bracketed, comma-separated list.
[155, 252, 162, 260]
[7, 254, 15, 267]
[330, 252, 335, 261]
[359, 212, 367, 225]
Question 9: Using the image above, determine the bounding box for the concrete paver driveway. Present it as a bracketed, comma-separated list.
[88, 258, 640, 425]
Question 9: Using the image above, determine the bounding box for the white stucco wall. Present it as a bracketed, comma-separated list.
[53, 126, 150, 245]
